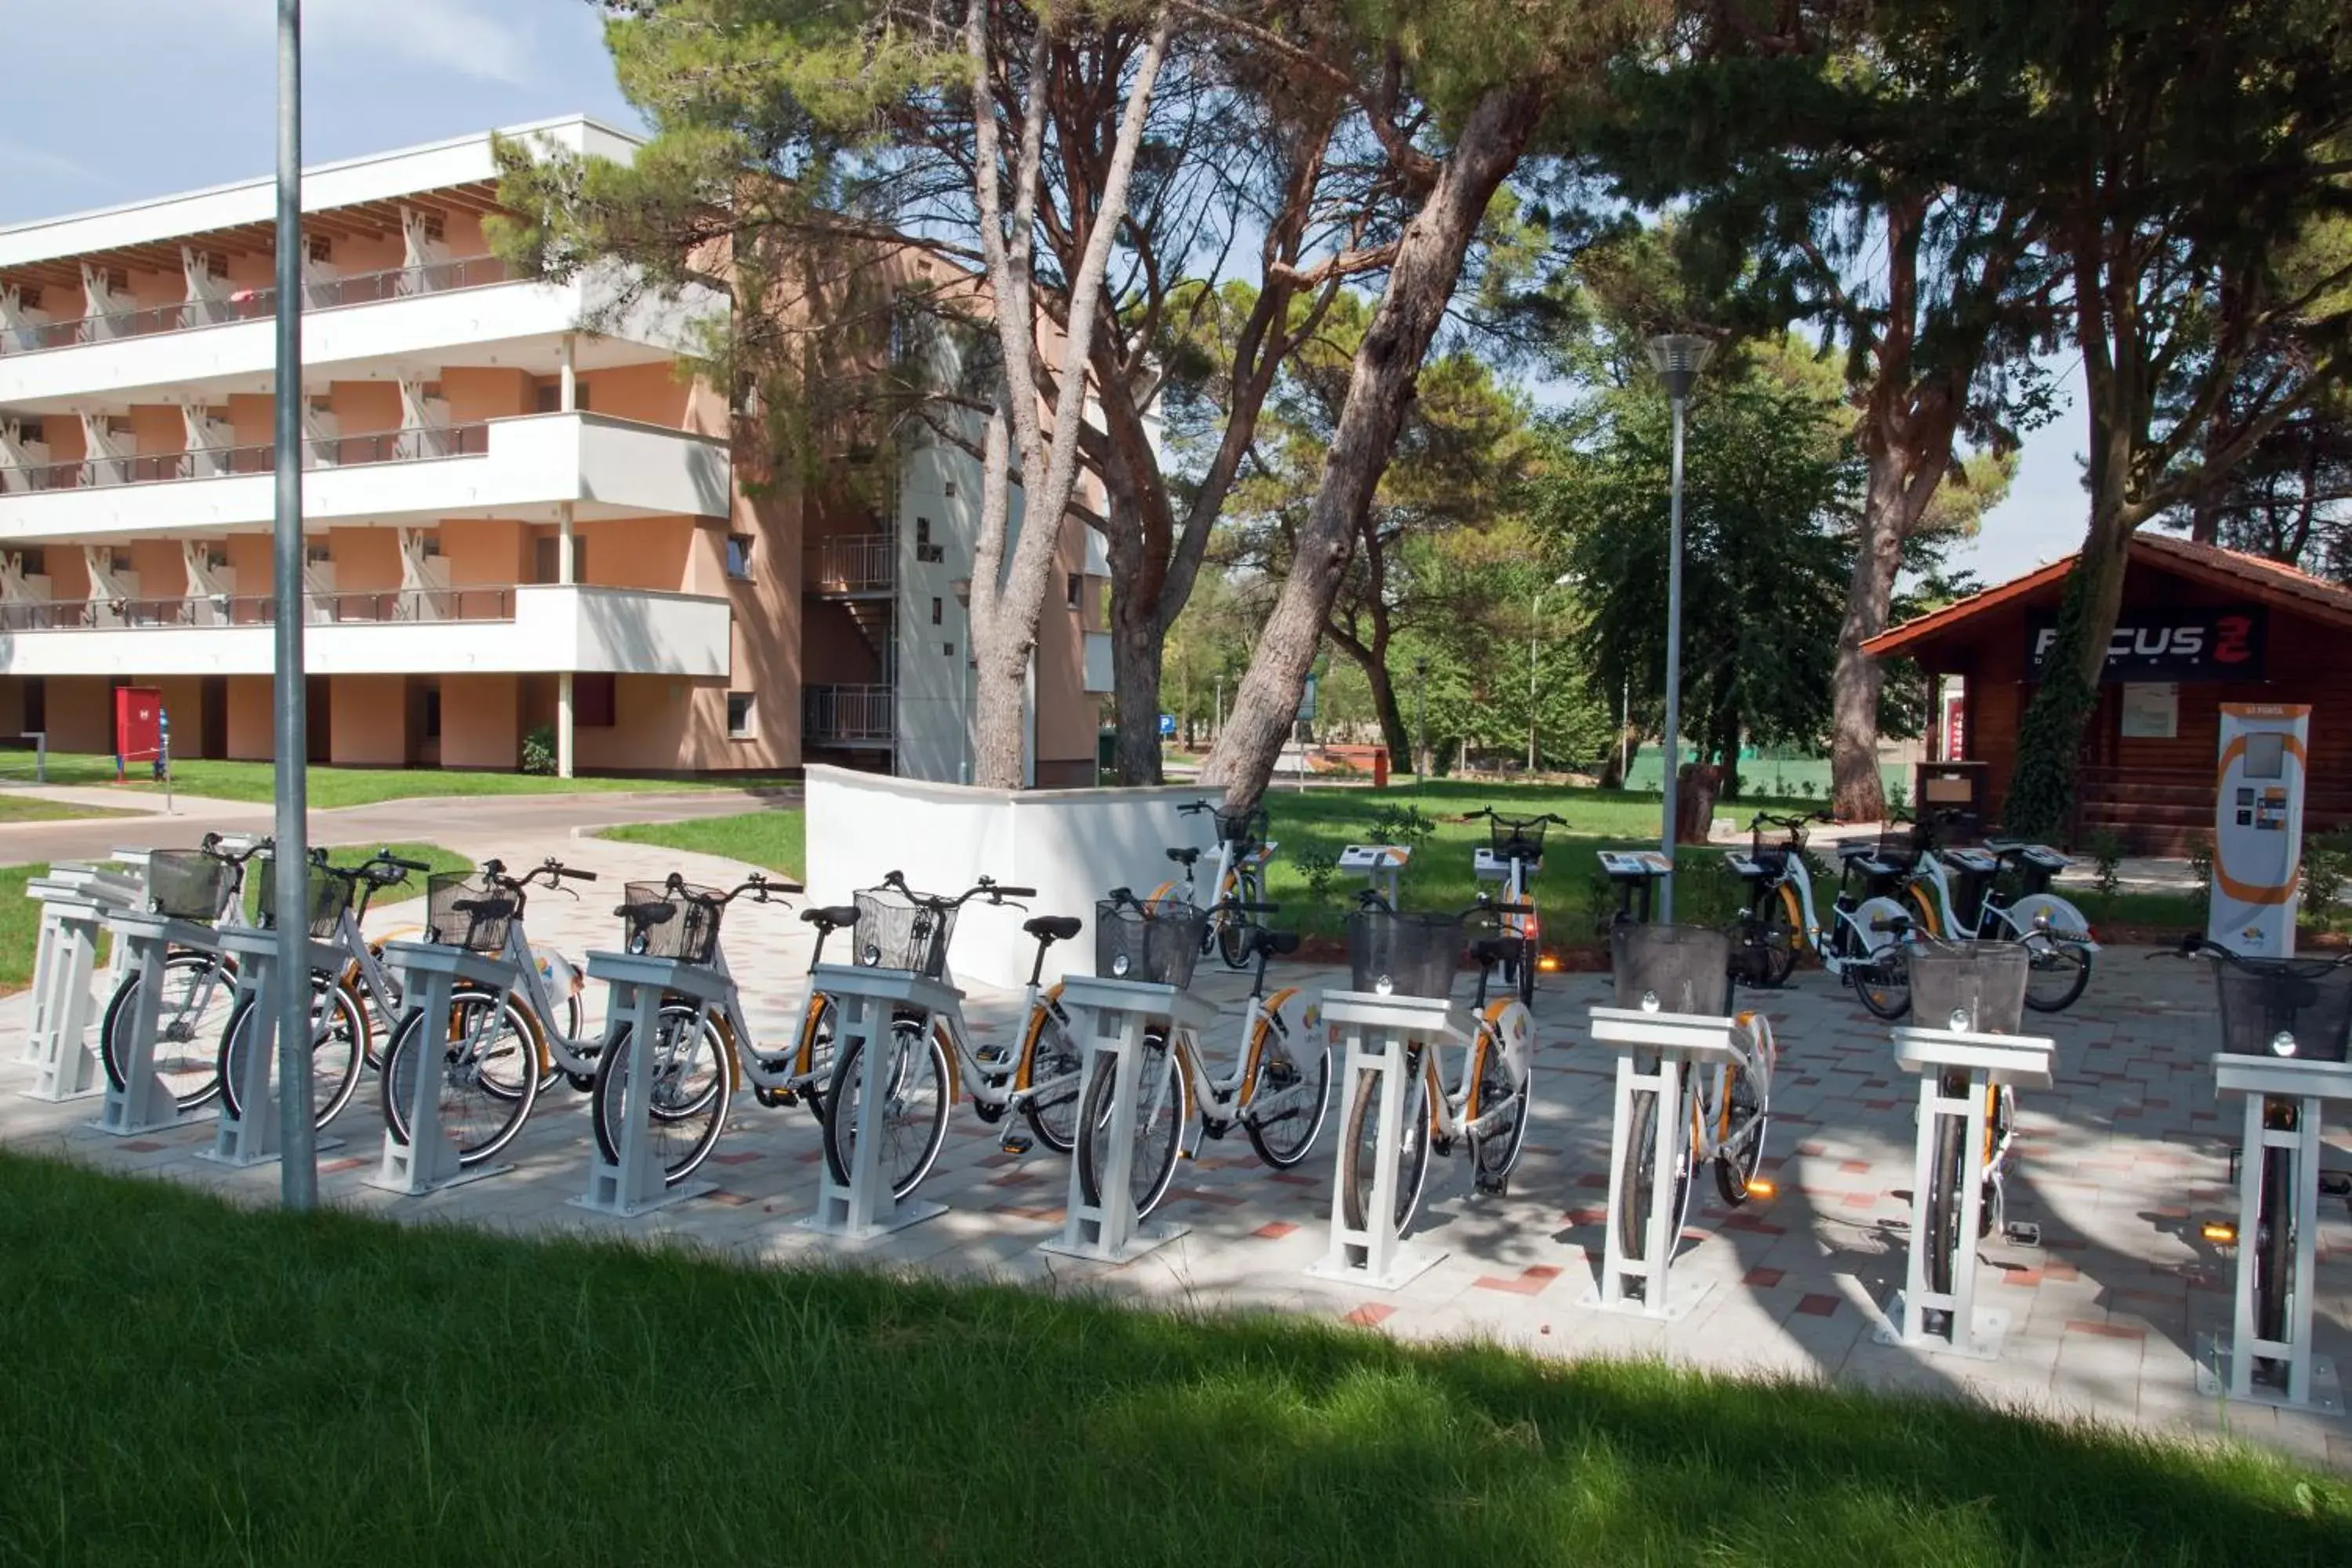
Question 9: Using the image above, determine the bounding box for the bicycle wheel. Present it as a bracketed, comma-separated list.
[539, 991, 590, 1094]
[1759, 891, 1800, 987]
[1241, 1011, 1331, 1170]
[1712, 1059, 1769, 1207]
[1073, 1029, 1187, 1218]
[1339, 1052, 1432, 1240]
[381, 989, 540, 1166]
[592, 1003, 733, 1185]
[1924, 1092, 1966, 1337]
[1616, 1082, 1693, 1271]
[217, 977, 365, 1130]
[821, 1018, 952, 1200]
[2021, 936, 2092, 1013]
[100, 950, 238, 1110]
[1468, 1039, 1530, 1195]
[1018, 1005, 1084, 1155]
[1216, 869, 1260, 971]
[790, 993, 837, 1124]
[1853, 944, 1912, 1021]
[2255, 1107, 2296, 1385]
[1978, 1084, 2015, 1239]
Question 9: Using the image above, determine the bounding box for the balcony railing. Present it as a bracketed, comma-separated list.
[1, 422, 491, 493]
[0, 585, 517, 633]
[803, 684, 895, 746]
[0, 256, 512, 356]
[804, 532, 895, 596]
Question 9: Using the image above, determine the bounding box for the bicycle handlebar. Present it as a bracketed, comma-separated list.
[1468, 808, 1566, 827]
[878, 869, 1025, 909]
[204, 837, 273, 867]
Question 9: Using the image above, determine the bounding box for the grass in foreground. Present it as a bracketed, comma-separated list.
[599, 804, 807, 877]
[0, 791, 137, 823]
[1, 1153, 2343, 1567]
[32, 753, 793, 809]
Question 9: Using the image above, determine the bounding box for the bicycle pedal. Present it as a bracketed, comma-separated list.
[975, 1045, 1011, 1067]
[2002, 1221, 2042, 1247]
[999, 1134, 1034, 1156]
[1475, 1174, 1508, 1196]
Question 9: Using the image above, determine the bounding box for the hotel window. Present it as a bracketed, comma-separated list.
[727, 692, 756, 739]
[1067, 573, 1082, 609]
[931, 597, 942, 626]
[725, 533, 756, 581]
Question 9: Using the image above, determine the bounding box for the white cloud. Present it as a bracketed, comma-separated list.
[169, 0, 539, 88]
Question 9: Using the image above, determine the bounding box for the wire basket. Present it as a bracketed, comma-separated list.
[1908, 942, 2028, 1035]
[426, 873, 517, 956]
[146, 850, 230, 922]
[1346, 908, 1465, 1000]
[1610, 924, 1732, 1017]
[1747, 826, 1791, 879]
[2209, 956, 2352, 1064]
[619, 880, 725, 966]
[1094, 898, 1207, 987]
[854, 885, 956, 979]
[1213, 805, 1269, 850]
[256, 858, 350, 939]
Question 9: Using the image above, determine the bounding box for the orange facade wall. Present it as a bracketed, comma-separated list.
[225, 677, 272, 760]
[441, 673, 518, 769]
[329, 675, 407, 765]
[42, 677, 114, 754]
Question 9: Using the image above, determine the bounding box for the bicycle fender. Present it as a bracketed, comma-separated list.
[1015, 984, 1065, 1087]
[1853, 896, 1911, 955]
[2007, 893, 2100, 952]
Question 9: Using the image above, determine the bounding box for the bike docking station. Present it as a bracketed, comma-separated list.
[2201, 1049, 2352, 1413]
[1044, 975, 1218, 1265]
[94, 908, 230, 1137]
[201, 923, 346, 1167]
[20, 862, 140, 1101]
[572, 949, 728, 1218]
[1339, 844, 1410, 908]
[1595, 849, 1672, 925]
[1311, 989, 1468, 1290]
[800, 961, 963, 1240]
[368, 941, 522, 1198]
[1878, 945, 2053, 1359]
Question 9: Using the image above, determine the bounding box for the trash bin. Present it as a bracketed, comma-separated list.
[1372, 746, 1389, 789]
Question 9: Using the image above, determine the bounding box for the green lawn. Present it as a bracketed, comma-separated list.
[34, 753, 794, 810]
[2, 1153, 2341, 1567]
[0, 792, 138, 823]
[599, 806, 808, 877]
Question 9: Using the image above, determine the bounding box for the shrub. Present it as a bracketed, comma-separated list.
[2085, 828, 2127, 900]
[1293, 850, 1341, 906]
[2187, 834, 2216, 917]
[1886, 778, 1911, 815]
[521, 724, 557, 777]
[1364, 803, 1438, 854]
[2301, 829, 2352, 926]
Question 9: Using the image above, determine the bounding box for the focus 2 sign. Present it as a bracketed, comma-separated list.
[2027, 606, 2264, 681]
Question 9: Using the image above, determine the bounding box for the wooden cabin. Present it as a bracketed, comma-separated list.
[1863, 535, 2352, 853]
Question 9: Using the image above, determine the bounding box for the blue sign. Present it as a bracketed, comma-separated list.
[1158, 713, 1177, 738]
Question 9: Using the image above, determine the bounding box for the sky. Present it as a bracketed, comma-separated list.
[0, 0, 2087, 586]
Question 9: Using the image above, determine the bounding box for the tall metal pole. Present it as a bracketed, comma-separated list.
[1414, 655, 1427, 784]
[1526, 589, 1541, 771]
[272, 0, 316, 1209]
[1658, 393, 1687, 923]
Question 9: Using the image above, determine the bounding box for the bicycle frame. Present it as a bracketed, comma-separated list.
[1164, 973, 1316, 1154]
[1773, 850, 1904, 976]
[1681, 1014, 1777, 1169]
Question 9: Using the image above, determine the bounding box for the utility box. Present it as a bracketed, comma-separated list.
[113, 686, 163, 775]
[2209, 702, 2310, 957]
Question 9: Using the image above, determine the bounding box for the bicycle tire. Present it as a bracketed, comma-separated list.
[2021, 938, 2092, 1013]
[1468, 1052, 1530, 1194]
[1712, 1061, 1769, 1207]
[217, 977, 365, 1130]
[2256, 1122, 2295, 1385]
[821, 1018, 952, 1200]
[1759, 891, 1800, 987]
[1018, 1005, 1083, 1155]
[1925, 1094, 1965, 1338]
[1241, 1013, 1331, 1170]
[1978, 1084, 2014, 1239]
[1216, 869, 1260, 971]
[591, 1003, 733, 1185]
[537, 990, 590, 1094]
[1074, 1029, 1186, 1219]
[380, 990, 540, 1166]
[1853, 945, 1912, 1021]
[793, 993, 836, 1125]
[99, 949, 236, 1110]
[1617, 1083, 1693, 1272]
[1339, 1053, 1432, 1240]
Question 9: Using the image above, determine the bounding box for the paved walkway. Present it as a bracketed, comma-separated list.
[4, 846, 2346, 1474]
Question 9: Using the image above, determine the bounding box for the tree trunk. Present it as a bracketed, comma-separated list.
[1829, 451, 1915, 821]
[1595, 728, 1641, 791]
[2005, 499, 2133, 839]
[1102, 488, 1165, 786]
[1328, 626, 1413, 767]
[1199, 85, 1545, 808]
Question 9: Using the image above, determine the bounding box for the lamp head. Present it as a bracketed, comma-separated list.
[1646, 332, 1715, 401]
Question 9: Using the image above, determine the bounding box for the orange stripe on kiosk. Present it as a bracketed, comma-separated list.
[2209, 703, 2311, 956]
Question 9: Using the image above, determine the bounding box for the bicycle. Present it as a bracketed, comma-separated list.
[376, 856, 603, 1168]
[1467, 807, 1563, 1005]
[216, 848, 431, 1130]
[818, 873, 1088, 1203]
[1610, 923, 1778, 1275]
[1722, 812, 1913, 1018]
[1073, 889, 1333, 1219]
[1338, 892, 1538, 1239]
[1896, 813, 2097, 1013]
[2177, 935, 2352, 1388]
[1162, 799, 1278, 971]
[97, 832, 269, 1112]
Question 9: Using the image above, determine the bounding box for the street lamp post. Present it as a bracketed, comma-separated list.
[1646, 332, 1714, 922]
[1414, 655, 1428, 783]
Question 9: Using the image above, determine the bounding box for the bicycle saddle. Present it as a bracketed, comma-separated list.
[1025, 915, 1083, 943]
[1166, 846, 1202, 868]
[617, 901, 676, 926]
[800, 905, 861, 931]
[1250, 927, 1301, 958]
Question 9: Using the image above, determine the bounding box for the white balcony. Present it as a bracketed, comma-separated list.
[0, 412, 730, 541]
[0, 583, 730, 679]
[0, 262, 723, 412]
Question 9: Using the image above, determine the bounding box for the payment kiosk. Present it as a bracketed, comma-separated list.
[2209, 703, 2310, 958]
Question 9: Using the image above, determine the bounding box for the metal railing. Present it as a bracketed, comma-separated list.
[0, 256, 513, 355]
[1, 422, 491, 493]
[803, 684, 895, 745]
[804, 532, 896, 595]
[0, 585, 517, 633]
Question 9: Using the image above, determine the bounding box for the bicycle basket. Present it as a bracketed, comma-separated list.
[619, 880, 725, 966]
[1094, 898, 1207, 986]
[1490, 816, 1549, 860]
[145, 850, 230, 923]
[256, 858, 350, 939]
[2209, 957, 2352, 1064]
[1610, 923, 1732, 1017]
[1212, 805, 1269, 850]
[1876, 826, 1922, 873]
[425, 873, 517, 956]
[1346, 908, 1465, 1000]
[1907, 942, 2028, 1035]
[854, 885, 956, 978]
[1748, 827, 1790, 879]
